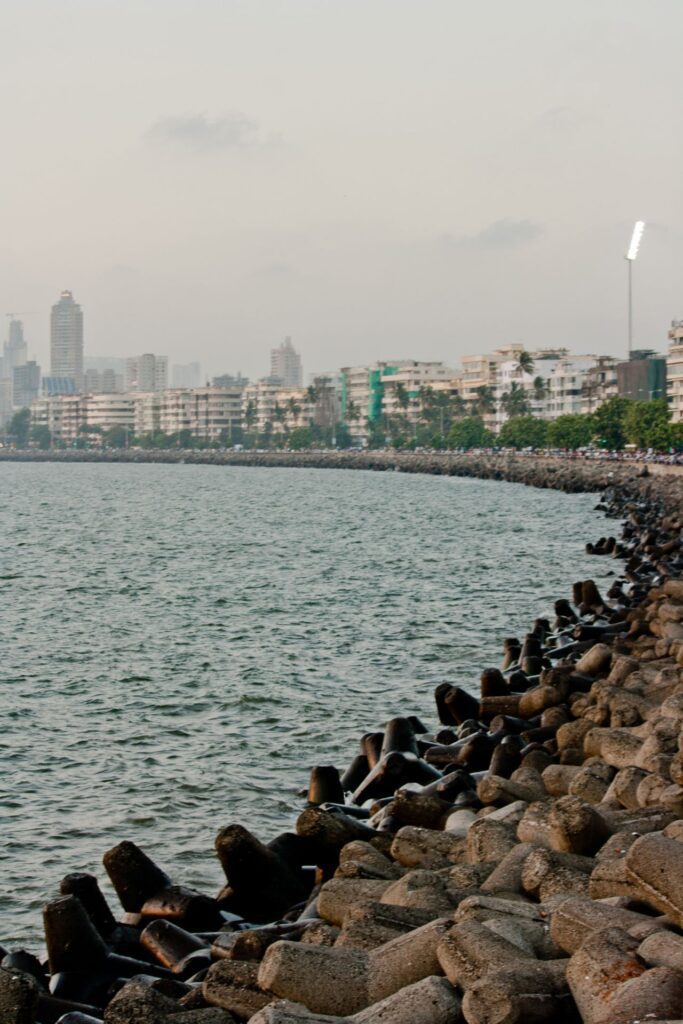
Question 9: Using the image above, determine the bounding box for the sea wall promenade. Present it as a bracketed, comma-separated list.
[5, 454, 683, 1022]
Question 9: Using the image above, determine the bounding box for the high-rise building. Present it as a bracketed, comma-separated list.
[4, 319, 27, 373]
[125, 353, 168, 392]
[0, 319, 28, 422]
[83, 367, 123, 393]
[270, 337, 302, 387]
[13, 361, 41, 408]
[172, 361, 202, 388]
[82, 358, 124, 392]
[0, 379, 12, 427]
[50, 291, 84, 390]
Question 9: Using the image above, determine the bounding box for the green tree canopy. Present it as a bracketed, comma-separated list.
[7, 407, 31, 446]
[623, 399, 670, 449]
[546, 414, 595, 450]
[447, 416, 495, 450]
[103, 425, 131, 448]
[334, 422, 353, 448]
[498, 415, 547, 449]
[592, 397, 632, 450]
[29, 424, 52, 450]
[288, 426, 313, 449]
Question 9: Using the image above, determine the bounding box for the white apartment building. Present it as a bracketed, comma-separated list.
[579, 356, 618, 414]
[157, 386, 245, 440]
[31, 393, 134, 441]
[134, 393, 162, 437]
[667, 321, 683, 423]
[457, 345, 530, 430]
[339, 361, 408, 440]
[455, 345, 621, 428]
[242, 381, 311, 434]
[380, 362, 458, 424]
[459, 345, 524, 404]
[31, 395, 84, 442]
[84, 394, 135, 433]
[184, 386, 245, 441]
[544, 357, 599, 419]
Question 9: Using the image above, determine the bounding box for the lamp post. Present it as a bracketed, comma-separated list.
[625, 221, 645, 358]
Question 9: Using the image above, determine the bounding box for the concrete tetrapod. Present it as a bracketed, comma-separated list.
[550, 895, 669, 954]
[202, 960, 275, 1018]
[437, 919, 537, 990]
[257, 919, 452, 1017]
[0, 968, 40, 1024]
[461, 960, 571, 1024]
[249, 976, 460, 1024]
[624, 832, 683, 927]
[566, 926, 683, 1024]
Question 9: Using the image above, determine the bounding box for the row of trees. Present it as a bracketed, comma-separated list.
[5, 397, 680, 452]
[474, 398, 682, 452]
[2, 408, 355, 452]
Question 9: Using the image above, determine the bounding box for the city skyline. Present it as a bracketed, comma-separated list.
[0, 1, 681, 382]
[0, 285, 678, 391]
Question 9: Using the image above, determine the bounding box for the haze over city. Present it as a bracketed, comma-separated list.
[1, 0, 682, 379]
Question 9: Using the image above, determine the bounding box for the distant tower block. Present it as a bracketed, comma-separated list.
[50, 291, 84, 390]
[270, 336, 303, 387]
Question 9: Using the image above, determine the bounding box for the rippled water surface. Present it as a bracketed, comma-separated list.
[0, 463, 615, 945]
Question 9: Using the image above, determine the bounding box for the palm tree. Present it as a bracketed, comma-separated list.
[286, 397, 301, 424]
[516, 350, 534, 377]
[418, 385, 436, 411]
[306, 385, 318, 404]
[450, 393, 467, 419]
[501, 381, 530, 418]
[273, 402, 286, 431]
[532, 376, 547, 401]
[395, 382, 410, 411]
[244, 399, 257, 431]
[346, 400, 361, 424]
[472, 385, 496, 416]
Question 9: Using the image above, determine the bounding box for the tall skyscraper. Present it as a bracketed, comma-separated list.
[270, 337, 303, 387]
[13, 361, 41, 408]
[2, 319, 28, 377]
[1, 319, 30, 415]
[7, 319, 27, 366]
[50, 291, 84, 390]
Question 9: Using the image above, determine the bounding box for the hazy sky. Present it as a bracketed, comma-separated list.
[1, 0, 681, 380]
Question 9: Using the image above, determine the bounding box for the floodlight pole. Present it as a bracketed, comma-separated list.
[628, 256, 633, 358]
[626, 220, 647, 360]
